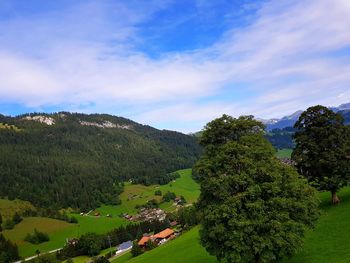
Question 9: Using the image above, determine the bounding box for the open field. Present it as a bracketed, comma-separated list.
[3, 215, 126, 258]
[113, 188, 350, 263]
[112, 226, 217, 263]
[2, 217, 74, 258]
[0, 198, 36, 220]
[283, 187, 350, 263]
[94, 169, 200, 216]
[276, 148, 293, 158]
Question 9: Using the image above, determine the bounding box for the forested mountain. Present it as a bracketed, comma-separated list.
[0, 112, 201, 210]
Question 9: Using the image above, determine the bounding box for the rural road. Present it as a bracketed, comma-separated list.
[13, 248, 62, 263]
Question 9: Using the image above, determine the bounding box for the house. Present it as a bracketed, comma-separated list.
[153, 228, 174, 244]
[138, 236, 151, 247]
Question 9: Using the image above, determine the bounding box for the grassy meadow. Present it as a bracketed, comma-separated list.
[2, 212, 127, 257]
[276, 148, 293, 158]
[111, 188, 350, 263]
[111, 227, 217, 263]
[94, 169, 200, 217]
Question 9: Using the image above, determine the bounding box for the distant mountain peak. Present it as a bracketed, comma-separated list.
[264, 102, 349, 130]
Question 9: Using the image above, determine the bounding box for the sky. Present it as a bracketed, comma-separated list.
[0, 0, 350, 133]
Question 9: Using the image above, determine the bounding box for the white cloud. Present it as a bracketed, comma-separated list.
[0, 0, 350, 132]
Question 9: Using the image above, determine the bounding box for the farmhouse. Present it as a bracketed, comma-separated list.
[153, 228, 174, 244]
[138, 236, 151, 248]
[137, 228, 175, 248]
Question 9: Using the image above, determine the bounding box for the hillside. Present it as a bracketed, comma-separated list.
[113, 188, 350, 263]
[0, 112, 201, 210]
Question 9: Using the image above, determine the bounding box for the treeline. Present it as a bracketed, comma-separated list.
[0, 113, 201, 210]
[0, 234, 19, 263]
[265, 126, 295, 149]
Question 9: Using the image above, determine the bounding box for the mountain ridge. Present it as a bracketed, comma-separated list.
[0, 112, 201, 210]
[260, 103, 350, 130]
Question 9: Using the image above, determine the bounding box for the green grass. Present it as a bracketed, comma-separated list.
[112, 227, 217, 263]
[0, 198, 36, 220]
[3, 217, 74, 258]
[111, 252, 133, 263]
[283, 187, 350, 263]
[1, 169, 198, 259]
[3, 215, 127, 258]
[115, 188, 350, 263]
[276, 148, 293, 158]
[94, 169, 200, 216]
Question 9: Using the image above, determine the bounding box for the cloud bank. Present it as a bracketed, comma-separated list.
[0, 0, 350, 132]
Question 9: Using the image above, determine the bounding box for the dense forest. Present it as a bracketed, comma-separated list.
[0, 113, 201, 210]
[265, 127, 295, 149]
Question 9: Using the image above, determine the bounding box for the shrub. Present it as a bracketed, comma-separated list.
[24, 229, 50, 244]
[154, 190, 162, 196]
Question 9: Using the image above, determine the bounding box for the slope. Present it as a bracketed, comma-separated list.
[0, 112, 201, 210]
[114, 188, 350, 263]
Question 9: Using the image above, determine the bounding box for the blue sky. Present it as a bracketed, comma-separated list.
[0, 0, 350, 132]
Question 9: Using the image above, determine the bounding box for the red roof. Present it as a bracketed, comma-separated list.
[138, 236, 151, 246]
[153, 228, 174, 239]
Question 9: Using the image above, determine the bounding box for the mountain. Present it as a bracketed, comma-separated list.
[0, 112, 201, 210]
[263, 103, 350, 130]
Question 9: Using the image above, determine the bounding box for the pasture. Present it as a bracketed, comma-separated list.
[94, 169, 200, 216]
[111, 226, 217, 263]
[112, 187, 350, 263]
[276, 148, 293, 158]
[2, 215, 126, 258]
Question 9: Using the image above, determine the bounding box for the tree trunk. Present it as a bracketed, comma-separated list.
[331, 191, 340, 205]
[255, 254, 261, 263]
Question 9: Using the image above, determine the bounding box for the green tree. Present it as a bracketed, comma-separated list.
[292, 105, 350, 204]
[77, 233, 102, 256]
[12, 212, 22, 224]
[0, 234, 19, 262]
[131, 241, 143, 257]
[195, 115, 319, 263]
[0, 212, 2, 232]
[146, 240, 157, 250]
[154, 190, 162, 196]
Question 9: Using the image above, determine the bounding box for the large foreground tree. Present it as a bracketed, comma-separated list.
[195, 115, 319, 263]
[292, 105, 350, 204]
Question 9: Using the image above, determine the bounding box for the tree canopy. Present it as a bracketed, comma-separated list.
[195, 115, 319, 263]
[292, 105, 350, 204]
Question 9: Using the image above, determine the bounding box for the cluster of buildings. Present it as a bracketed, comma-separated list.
[122, 208, 167, 222]
[138, 228, 176, 248]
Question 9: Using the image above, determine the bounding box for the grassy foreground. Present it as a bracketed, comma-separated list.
[114, 188, 350, 263]
[112, 227, 217, 263]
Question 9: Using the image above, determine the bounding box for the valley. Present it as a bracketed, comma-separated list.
[1, 169, 199, 259]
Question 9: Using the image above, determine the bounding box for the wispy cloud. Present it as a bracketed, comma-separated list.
[0, 0, 349, 132]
